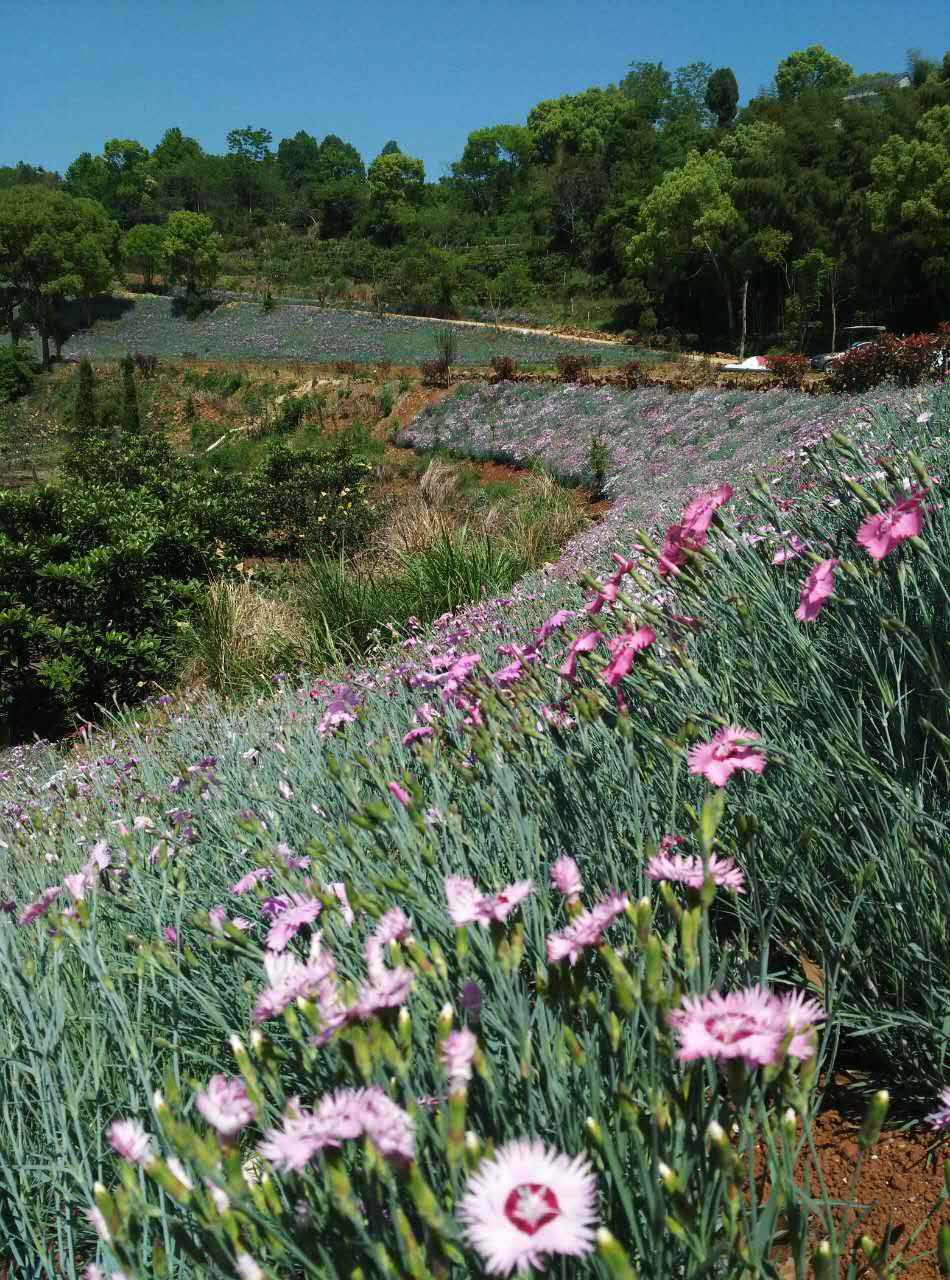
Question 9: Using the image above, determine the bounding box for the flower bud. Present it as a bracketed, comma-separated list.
[585, 1117, 603, 1147]
[859, 1090, 889, 1149]
[859, 1236, 880, 1264]
[937, 1221, 950, 1278]
[782, 1108, 797, 1139]
[597, 1227, 639, 1280]
[813, 1241, 835, 1280]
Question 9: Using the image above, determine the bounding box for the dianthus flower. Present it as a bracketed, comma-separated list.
[195, 1075, 256, 1136]
[646, 851, 745, 893]
[445, 875, 533, 927]
[550, 856, 582, 901]
[107, 1118, 153, 1166]
[360, 1086, 415, 1161]
[658, 484, 733, 576]
[441, 1028, 478, 1089]
[545, 892, 629, 966]
[856, 491, 925, 560]
[601, 624, 655, 687]
[925, 1086, 950, 1130]
[667, 985, 824, 1067]
[559, 630, 603, 680]
[265, 893, 322, 952]
[354, 965, 414, 1017]
[365, 906, 413, 979]
[795, 558, 839, 622]
[229, 867, 273, 895]
[17, 885, 61, 926]
[388, 781, 411, 807]
[252, 947, 336, 1023]
[458, 1138, 598, 1276]
[687, 726, 765, 787]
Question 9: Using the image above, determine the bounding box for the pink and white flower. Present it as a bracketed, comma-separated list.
[546, 893, 629, 966]
[441, 1028, 478, 1089]
[229, 867, 273, 895]
[252, 947, 336, 1023]
[445, 876, 533, 928]
[925, 1086, 950, 1130]
[360, 1087, 415, 1161]
[17, 885, 61, 926]
[687, 727, 766, 787]
[646, 851, 746, 893]
[107, 1118, 153, 1166]
[667, 985, 824, 1067]
[458, 1138, 598, 1275]
[265, 893, 322, 952]
[601, 624, 656, 687]
[195, 1075, 256, 1136]
[550, 856, 582, 901]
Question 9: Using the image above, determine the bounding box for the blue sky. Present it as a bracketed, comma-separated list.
[1, 0, 945, 179]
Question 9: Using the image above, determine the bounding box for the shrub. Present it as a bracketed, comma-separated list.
[334, 360, 359, 377]
[620, 359, 646, 389]
[0, 344, 39, 404]
[248, 437, 374, 554]
[434, 326, 458, 381]
[588, 430, 610, 497]
[420, 358, 447, 388]
[489, 354, 518, 382]
[133, 351, 159, 378]
[555, 351, 597, 383]
[764, 353, 809, 388]
[828, 331, 944, 393]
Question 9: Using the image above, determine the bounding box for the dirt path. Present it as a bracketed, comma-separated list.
[380, 309, 625, 347]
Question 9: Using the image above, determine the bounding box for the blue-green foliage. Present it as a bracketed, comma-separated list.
[0, 392, 948, 1276]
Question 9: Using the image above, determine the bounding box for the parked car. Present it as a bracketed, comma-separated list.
[809, 325, 886, 371]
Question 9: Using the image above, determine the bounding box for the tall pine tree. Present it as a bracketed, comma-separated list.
[72, 359, 97, 436]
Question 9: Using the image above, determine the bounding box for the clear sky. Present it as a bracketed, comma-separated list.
[1, 0, 945, 179]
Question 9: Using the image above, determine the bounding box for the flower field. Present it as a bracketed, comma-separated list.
[42, 296, 640, 366]
[1, 380, 949, 1279]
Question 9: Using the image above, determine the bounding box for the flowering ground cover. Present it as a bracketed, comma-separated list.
[0, 381, 948, 1278]
[36, 295, 642, 366]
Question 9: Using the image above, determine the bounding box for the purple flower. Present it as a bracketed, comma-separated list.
[265, 894, 322, 952]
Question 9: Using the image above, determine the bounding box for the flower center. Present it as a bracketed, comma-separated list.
[504, 1183, 561, 1235]
[707, 1012, 761, 1044]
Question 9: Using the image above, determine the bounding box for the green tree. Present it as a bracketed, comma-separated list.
[380, 140, 401, 155]
[626, 149, 742, 339]
[72, 358, 97, 436]
[120, 355, 140, 433]
[868, 105, 950, 294]
[63, 151, 109, 203]
[161, 210, 220, 299]
[706, 68, 740, 126]
[775, 45, 853, 101]
[528, 86, 639, 165]
[0, 187, 116, 366]
[226, 125, 273, 212]
[451, 125, 534, 213]
[367, 149, 426, 244]
[122, 223, 166, 290]
[102, 138, 155, 225]
[151, 128, 209, 212]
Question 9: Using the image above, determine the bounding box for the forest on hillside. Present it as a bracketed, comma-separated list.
[2, 44, 949, 352]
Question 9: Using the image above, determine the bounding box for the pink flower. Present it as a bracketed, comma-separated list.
[584, 579, 620, 614]
[646, 851, 746, 893]
[63, 872, 91, 902]
[546, 893, 629, 966]
[772, 534, 808, 565]
[265, 894, 322, 952]
[360, 1086, 415, 1161]
[195, 1075, 256, 1136]
[856, 491, 925, 560]
[328, 880, 354, 925]
[355, 966, 414, 1017]
[444, 876, 533, 927]
[559, 630, 603, 680]
[658, 484, 733, 576]
[601, 625, 656, 687]
[535, 609, 574, 644]
[365, 906, 413, 978]
[87, 1205, 112, 1242]
[235, 1256, 265, 1280]
[107, 1118, 153, 1166]
[258, 1108, 329, 1172]
[795, 558, 839, 622]
[230, 867, 273, 895]
[550, 856, 582, 901]
[925, 1086, 950, 1130]
[441, 1028, 478, 1088]
[314, 1086, 368, 1140]
[17, 885, 61, 926]
[458, 1138, 598, 1276]
[252, 947, 336, 1023]
[388, 781, 412, 807]
[402, 726, 434, 746]
[687, 727, 766, 787]
[667, 985, 824, 1067]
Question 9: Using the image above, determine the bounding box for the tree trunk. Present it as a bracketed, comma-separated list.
[830, 284, 838, 354]
[41, 329, 50, 369]
[739, 278, 749, 361]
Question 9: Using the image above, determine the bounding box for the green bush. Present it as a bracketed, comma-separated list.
[0, 344, 39, 403]
[247, 437, 374, 555]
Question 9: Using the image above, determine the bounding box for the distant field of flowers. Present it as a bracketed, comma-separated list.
[47, 295, 639, 366]
[1, 381, 948, 1279]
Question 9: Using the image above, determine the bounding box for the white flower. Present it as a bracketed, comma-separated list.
[458, 1138, 598, 1274]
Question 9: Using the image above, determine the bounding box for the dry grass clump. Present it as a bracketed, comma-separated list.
[180, 578, 307, 695]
